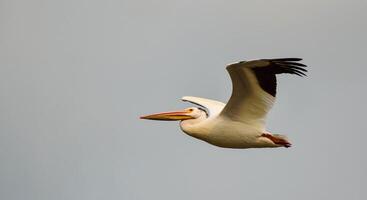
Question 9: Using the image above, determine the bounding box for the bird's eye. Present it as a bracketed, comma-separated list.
[188, 108, 194, 112]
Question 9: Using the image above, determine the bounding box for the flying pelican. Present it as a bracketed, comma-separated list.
[140, 58, 307, 149]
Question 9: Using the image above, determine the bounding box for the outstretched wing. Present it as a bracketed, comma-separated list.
[220, 58, 307, 129]
[182, 96, 225, 118]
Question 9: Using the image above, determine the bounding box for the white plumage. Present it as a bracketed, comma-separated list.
[141, 58, 307, 149]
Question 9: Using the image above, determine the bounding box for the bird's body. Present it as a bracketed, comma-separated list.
[178, 97, 283, 148]
[181, 116, 272, 148]
[141, 58, 307, 149]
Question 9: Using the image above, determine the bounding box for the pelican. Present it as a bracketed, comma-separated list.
[140, 58, 307, 149]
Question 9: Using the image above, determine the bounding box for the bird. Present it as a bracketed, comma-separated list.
[140, 58, 307, 149]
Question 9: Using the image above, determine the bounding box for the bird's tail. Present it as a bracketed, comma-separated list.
[272, 134, 292, 148]
[261, 133, 292, 148]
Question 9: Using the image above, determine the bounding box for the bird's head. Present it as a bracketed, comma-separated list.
[140, 107, 207, 121]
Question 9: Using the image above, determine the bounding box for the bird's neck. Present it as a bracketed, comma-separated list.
[179, 115, 207, 138]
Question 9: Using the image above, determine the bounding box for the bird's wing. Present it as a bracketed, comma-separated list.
[220, 58, 307, 129]
[181, 96, 225, 118]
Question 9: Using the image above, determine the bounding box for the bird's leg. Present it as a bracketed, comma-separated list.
[261, 133, 292, 148]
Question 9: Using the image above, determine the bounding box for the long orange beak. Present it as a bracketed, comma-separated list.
[140, 109, 194, 121]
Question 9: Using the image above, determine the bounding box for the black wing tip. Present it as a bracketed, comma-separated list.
[269, 58, 308, 77]
[228, 58, 304, 66]
[267, 58, 303, 62]
[227, 58, 308, 77]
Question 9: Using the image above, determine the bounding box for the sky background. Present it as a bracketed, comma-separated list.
[1, 0, 366, 200]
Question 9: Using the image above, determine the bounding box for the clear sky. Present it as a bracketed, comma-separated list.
[1, 0, 366, 200]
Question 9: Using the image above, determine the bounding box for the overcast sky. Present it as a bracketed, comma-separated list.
[1, 0, 366, 200]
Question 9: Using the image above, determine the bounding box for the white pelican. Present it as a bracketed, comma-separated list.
[140, 58, 307, 149]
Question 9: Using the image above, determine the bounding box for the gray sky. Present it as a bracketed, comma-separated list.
[1, 0, 366, 199]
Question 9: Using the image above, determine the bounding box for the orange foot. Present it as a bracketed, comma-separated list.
[261, 133, 292, 148]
